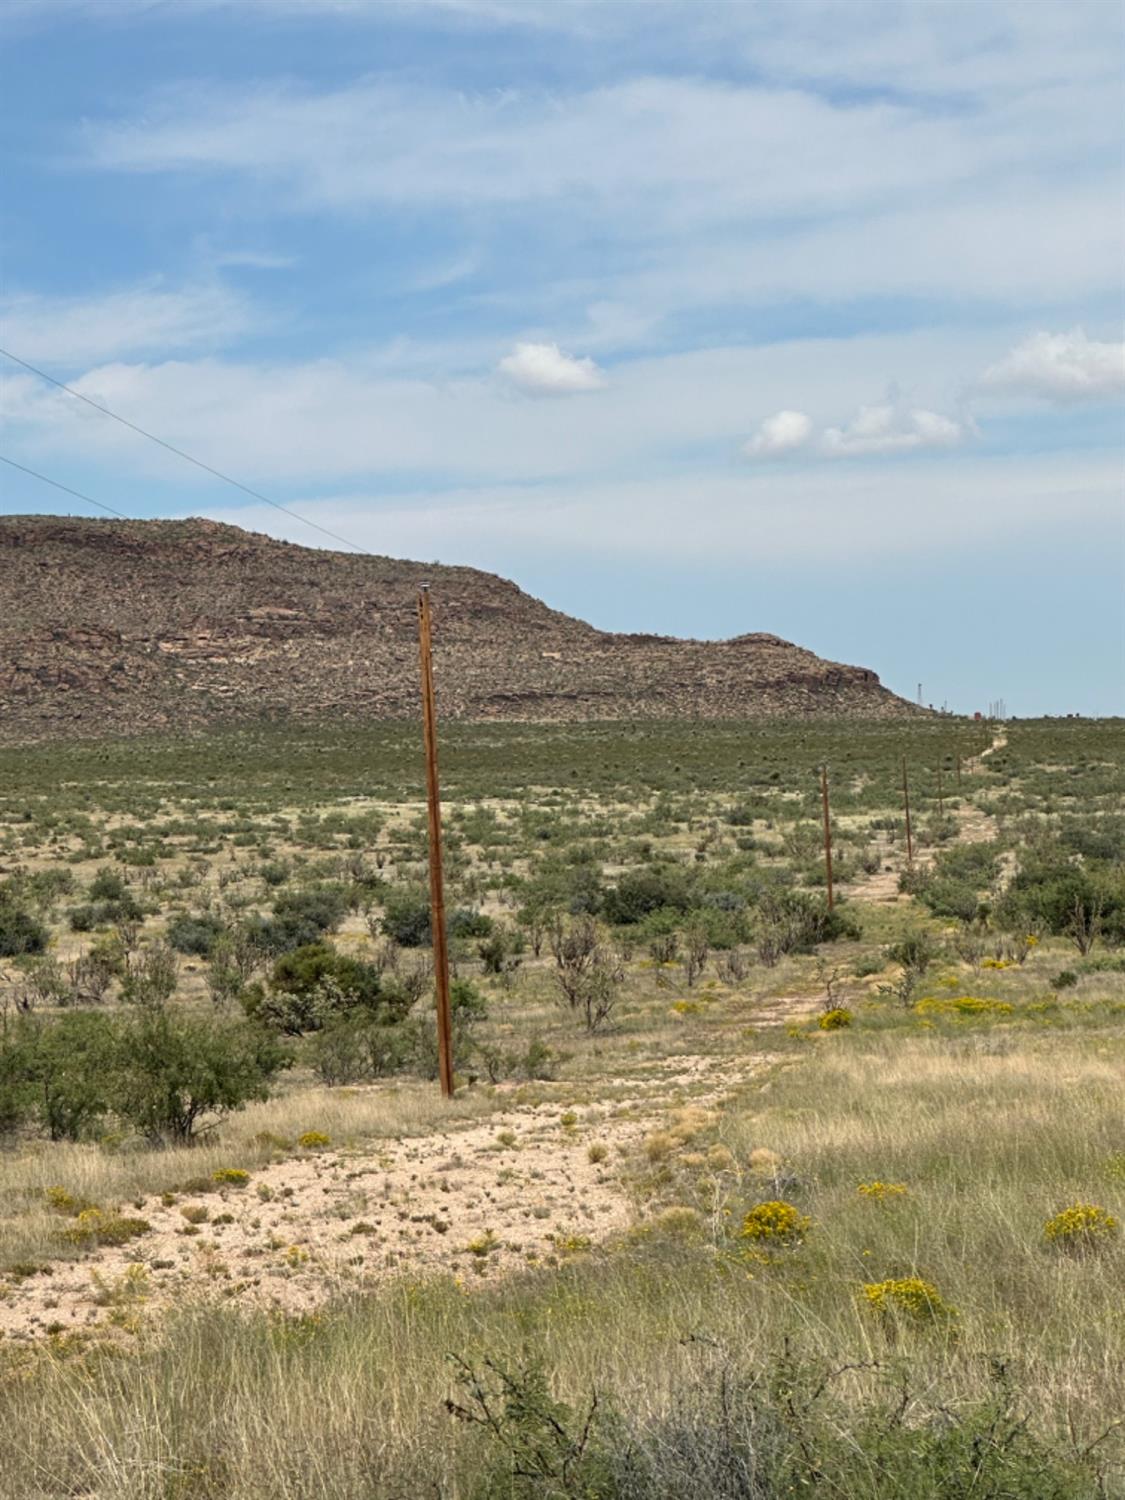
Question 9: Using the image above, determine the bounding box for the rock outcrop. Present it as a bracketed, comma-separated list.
[0, 515, 922, 741]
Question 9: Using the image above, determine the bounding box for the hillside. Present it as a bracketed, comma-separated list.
[0, 515, 921, 741]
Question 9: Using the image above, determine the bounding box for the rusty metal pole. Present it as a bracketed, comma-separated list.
[417, 586, 455, 1099]
[902, 755, 913, 869]
[820, 763, 834, 910]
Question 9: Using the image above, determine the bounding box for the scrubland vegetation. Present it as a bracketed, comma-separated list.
[0, 716, 1122, 1497]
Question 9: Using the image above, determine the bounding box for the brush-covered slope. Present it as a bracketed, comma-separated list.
[0, 516, 920, 740]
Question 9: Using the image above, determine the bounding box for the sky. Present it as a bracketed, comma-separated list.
[1, 0, 1123, 717]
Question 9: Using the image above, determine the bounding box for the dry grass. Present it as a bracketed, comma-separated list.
[1, 1017, 1121, 1496]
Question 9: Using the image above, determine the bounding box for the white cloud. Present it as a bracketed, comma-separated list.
[0, 282, 252, 366]
[743, 409, 813, 457]
[4, 329, 989, 486]
[0, 328, 1004, 489]
[497, 342, 606, 395]
[744, 400, 968, 462]
[980, 329, 1125, 402]
[821, 404, 967, 457]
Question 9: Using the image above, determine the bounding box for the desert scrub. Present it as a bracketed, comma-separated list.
[818, 1006, 853, 1030]
[740, 1200, 810, 1249]
[211, 1168, 250, 1187]
[466, 1230, 499, 1258]
[914, 995, 1014, 1018]
[297, 1131, 331, 1150]
[551, 1233, 592, 1255]
[857, 1180, 908, 1201]
[64, 1208, 151, 1249]
[42, 1186, 94, 1216]
[1043, 1203, 1118, 1252]
[862, 1276, 955, 1323]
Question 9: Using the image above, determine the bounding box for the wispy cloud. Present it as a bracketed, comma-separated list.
[199, 448, 1122, 570]
[980, 329, 1125, 402]
[0, 281, 253, 366]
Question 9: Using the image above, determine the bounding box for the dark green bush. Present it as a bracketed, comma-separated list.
[273, 885, 348, 934]
[88, 867, 130, 903]
[381, 886, 433, 947]
[248, 884, 349, 953]
[603, 866, 692, 925]
[242, 943, 398, 1035]
[448, 908, 494, 939]
[998, 855, 1124, 952]
[166, 912, 227, 957]
[0, 900, 48, 957]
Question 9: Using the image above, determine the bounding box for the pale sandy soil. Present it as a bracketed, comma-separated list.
[0, 1047, 786, 1341]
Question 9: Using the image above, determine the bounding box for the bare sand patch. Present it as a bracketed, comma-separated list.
[0, 1053, 765, 1341]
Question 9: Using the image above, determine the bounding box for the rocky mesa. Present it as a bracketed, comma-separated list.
[0, 515, 922, 741]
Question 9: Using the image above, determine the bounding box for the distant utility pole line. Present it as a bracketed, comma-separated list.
[417, 586, 455, 1100]
[820, 764, 834, 911]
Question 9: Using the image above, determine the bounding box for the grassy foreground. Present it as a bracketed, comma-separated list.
[0, 716, 1122, 1496]
[2, 1018, 1122, 1498]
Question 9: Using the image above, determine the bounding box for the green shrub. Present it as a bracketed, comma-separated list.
[604, 866, 692, 925]
[251, 885, 349, 953]
[166, 911, 227, 957]
[754, 889, 859, 964]
[381, 886, 433, 947]
[448, 908, 494, 939]
[113, 1011, 292, 1143]
[248, 943, 408, 1035]
[0, 889, 48, 957]
[25, 1012, 120, 1141]
[88, 867, 129, 903]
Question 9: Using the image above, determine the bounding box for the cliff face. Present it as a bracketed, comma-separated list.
[0, 515, 920, 741]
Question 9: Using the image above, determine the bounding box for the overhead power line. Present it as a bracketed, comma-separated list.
[0, 344, 372, 556]
[0, 453, 132, 520]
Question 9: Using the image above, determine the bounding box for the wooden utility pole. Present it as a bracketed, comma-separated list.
[956, 754, 962, 789]
[417, 586, 455, 1099]
[937, 766, 944, 819]
[820, 764, 834, 910]
[901, 756, 913, 868]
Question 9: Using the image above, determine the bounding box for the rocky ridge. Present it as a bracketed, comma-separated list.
[0, 516, 921, 741]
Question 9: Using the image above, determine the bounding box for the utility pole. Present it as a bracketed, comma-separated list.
[956, 754, 962, 789]
[902, 755, 913, 869]
[937, 765, 944, 819]
[820, 764, 834, 910]
[417, 586, 455, 1099]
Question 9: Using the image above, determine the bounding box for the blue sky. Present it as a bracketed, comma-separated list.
[1, 0, 1122, 715]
